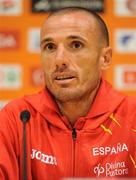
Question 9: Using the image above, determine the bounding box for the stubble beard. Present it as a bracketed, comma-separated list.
[46, 85, 83, 103]
[45, 76, 101, 103]
[46, 82, 99, 104]
[45, 75, 84, 102]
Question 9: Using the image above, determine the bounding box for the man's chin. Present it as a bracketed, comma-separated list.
[49, 88, 81, 103]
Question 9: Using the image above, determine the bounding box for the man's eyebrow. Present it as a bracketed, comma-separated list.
[67, 35, 87, 42]
[40, 35, 87, 46]
[40, 38, 53, 46]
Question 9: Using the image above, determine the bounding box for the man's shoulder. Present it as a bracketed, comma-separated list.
[104, 79, 136, 105]
[0, 90, 44, 115]
[103, 79, 136, 114]
[114, 95, 136, 128]
[125, 95, 136, 105]
[121, 95, 136, 111]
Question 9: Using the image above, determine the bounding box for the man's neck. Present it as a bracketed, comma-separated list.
[56, 84, 100, 125]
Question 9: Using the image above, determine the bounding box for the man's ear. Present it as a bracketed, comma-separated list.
[100, 47, 112, 70]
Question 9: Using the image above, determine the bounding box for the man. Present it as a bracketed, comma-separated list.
[0, 7, 136, 180]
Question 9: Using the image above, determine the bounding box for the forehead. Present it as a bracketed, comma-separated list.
[41, 11, 98, 40]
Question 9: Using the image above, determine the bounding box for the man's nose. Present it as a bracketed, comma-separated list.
[55, 45, 69, 70]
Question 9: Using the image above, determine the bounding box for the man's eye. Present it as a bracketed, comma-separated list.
[71, 41, 83, 49]
[44, 43, 56, 51]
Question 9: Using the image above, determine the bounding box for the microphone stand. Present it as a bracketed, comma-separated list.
[20, 110, 31, 180]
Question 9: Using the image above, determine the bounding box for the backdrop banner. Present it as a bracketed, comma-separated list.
[31, 0, 105, 13]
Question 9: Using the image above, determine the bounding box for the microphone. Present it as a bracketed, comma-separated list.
[20, 110, 31, 180]
[20, 110, 30, 123]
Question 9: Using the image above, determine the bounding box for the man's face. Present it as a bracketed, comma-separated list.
[40, 11, 109, 102]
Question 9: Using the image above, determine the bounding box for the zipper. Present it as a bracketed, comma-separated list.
[72, 128, 77, 141]
[72, 128, 77, 177]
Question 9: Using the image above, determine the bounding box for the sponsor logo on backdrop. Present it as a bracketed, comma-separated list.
[114, 64, 136, 90]
[28, 28, 40, 53]
[0, 100, 9, 109]
[0, 64, 22, 89]
[115, 29, 136, 53]
[31, 0, 50, 12]
[0, 0, 22, 15]
[114, 0, 136, 16]
[30, 67, 44, 87]
[0, 31, 19, 50]
[126, 0, 136, 13]
[31, 0, 104, 12]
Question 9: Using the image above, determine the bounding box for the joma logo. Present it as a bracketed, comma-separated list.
[31, 149, 57, 165]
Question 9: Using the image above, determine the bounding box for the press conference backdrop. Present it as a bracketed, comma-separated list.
[0, 0, 136, 109]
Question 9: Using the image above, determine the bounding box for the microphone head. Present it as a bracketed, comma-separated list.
[20, 110, 30, 123]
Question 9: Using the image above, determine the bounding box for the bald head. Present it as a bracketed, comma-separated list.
[45, 7, 109, 47]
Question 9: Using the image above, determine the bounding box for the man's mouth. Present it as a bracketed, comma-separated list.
[55, 75, 75, 80]
[52, 72, 77, 84]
